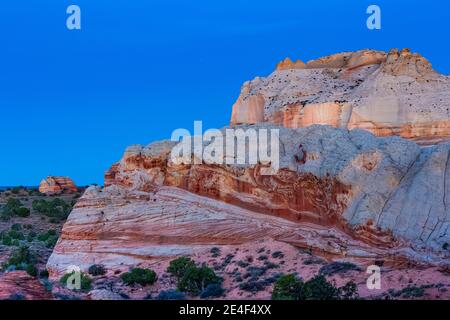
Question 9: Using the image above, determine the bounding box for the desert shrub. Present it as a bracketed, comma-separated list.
[32, 198, 71, 221]
[210, 247, 221, 258]
[26, 264, 38, 277]
[200, 283, 225, 298]
[237, 260, 249, 268]
[2, 235, 12, 246]
[243, 266, 267, 280]
[168, 257, 222, 296]
[9, 293, 25, 300]
[27, 231, 37, 242]
[15, 208, 30, 217]
[272, 274, 358, 300]
[300, 275, 341, 300]
[121, 268, 157, 286]
[8, 229, 25, 240]
[388, 285, 426, 299]
[303, 256, 327, 265]
[177, 265, 221, 296]
[59, 271, 92, 292]
[11, 224, 22, 231]
[157, 290, 186, 300]
[271, 251, 284, 259]
[239, 280, 267, 293]
[88, 264, 107, 276]
[223, 254, 234, 265]
[167, 257, 196, 278]
[339, 281, 359, 300]
[257, 255, 268, 261]
[2, 245, 38, 276]
[1, 198, 30, 219]
[319, 262, 361, 276]
[272, 274, 302, 300]
[39, 269, 50, 278]
[37, 230, 58, 248]
[264, 261, 279, 269]
[5, 198, 23, 209]
[1, 228, 25, 244]
[443, 243, 449, 250]
[45, 237, 58, 248]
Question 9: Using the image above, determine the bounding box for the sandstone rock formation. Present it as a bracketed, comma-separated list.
[48, 125, 450, 276]
[39, 176, 77, 195]
[47, 49, 450, 278]
[0, 271, 52, 300]
[231, 49, 450, 144]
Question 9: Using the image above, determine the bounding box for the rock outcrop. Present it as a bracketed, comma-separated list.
[232, 49, 450, 144]
[48, 125, 450, 276]
[39, 176, 77, 195]
[0, 271, 52, 300]
[47, 48, 450, 278]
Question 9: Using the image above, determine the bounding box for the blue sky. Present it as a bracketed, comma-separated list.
[0, 0, 449, 186]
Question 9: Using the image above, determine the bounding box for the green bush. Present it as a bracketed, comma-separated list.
[200, 283, 225, 298]
[32, 199, 71, 221]
[167, 257, 222, 296]
[59, 271, 92, 292]
[272, 274, 358, 300]
[167, 257, 196, 278]
[15, 207, 30, 217]
[37, 230, 59, 248]
[2, 246, 38, 277]
[271, 274, 302, 300]
[121, 268, 157, 286]
[319, 262, 361, 276]
[177, 265, 221, 296]
[39, 269, 50, 278]
[2, 235, 12, 246]
[11, 224, 22, 231]
[26, 264, 38, 277]
[1, 198, 30, 219]
[88, 264, 107, 276]
[27, 231, 37, 242]
[7, 229, 25, 240]
[0, 227, 28, 246]
[210, 247, 221, 258]
[157, 290, 186, 300]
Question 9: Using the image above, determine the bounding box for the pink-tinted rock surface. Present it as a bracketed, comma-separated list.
[0, 271, 52, 300]
[45, 49, 450, 300]
[232, 49, 450, 144]
[39, 176, 77, 195]
[48, 125, 450, 278]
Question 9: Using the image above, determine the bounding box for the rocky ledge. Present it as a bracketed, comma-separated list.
[231, 49, 450, 144]
[47, 124, 450, 276]
[39, 176, 77, 195]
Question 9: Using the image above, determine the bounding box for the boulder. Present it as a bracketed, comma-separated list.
[39, 176, 77, 195]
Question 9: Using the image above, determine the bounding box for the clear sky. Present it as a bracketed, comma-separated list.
[0, 0, 449, 186]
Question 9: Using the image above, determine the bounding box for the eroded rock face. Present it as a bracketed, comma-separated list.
[47, 125, 450, 276]
[39, 176, 77, 195]
[0, 271, 52, 300]
[232, 49, 450, 144]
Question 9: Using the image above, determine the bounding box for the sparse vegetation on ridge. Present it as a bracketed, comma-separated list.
[272, 274, 358, 300]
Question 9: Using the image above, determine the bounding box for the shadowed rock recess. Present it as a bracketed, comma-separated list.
[48, 49, 450, 276]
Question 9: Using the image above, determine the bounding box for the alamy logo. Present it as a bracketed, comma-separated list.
[366, 5, 381, 30]
[65, 265, 82, 290]
[366, 265, 381, 290]
[66, 5, 81, 30]
[171, 121, 280, 175]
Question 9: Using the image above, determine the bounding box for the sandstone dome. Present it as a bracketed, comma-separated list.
[231, 49, 450, 144]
